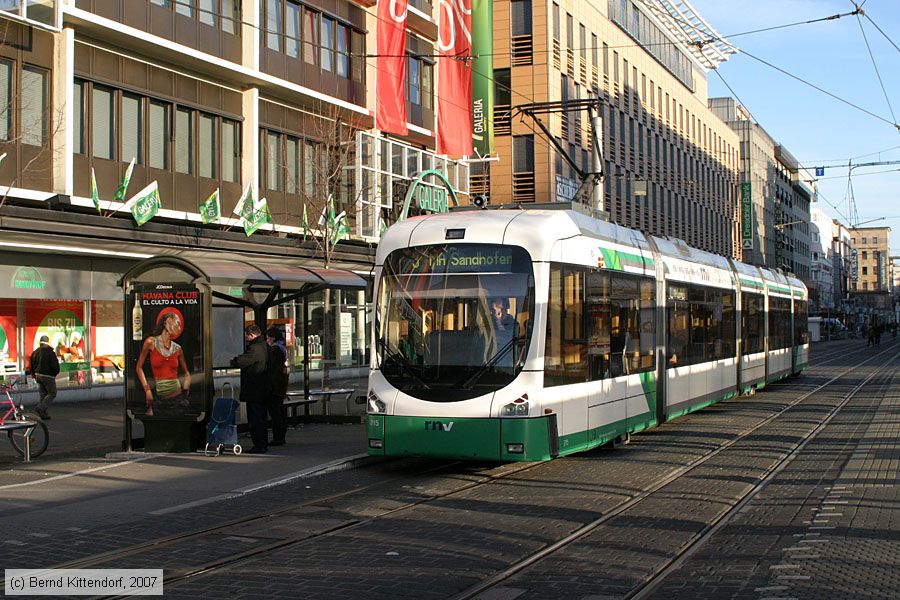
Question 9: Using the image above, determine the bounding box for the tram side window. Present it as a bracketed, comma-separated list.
[741, 292, 764, 355]
[768, 297, 791, 350]
[545, 266, 587, 386]
[585, 271, 656, 380]
[794, 299, 809, 345]
[668, 283, 736, 368]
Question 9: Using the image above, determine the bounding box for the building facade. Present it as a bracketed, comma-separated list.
[850, 226, 891, 292]
[809, 207, 834, 314]
[479, 0, 742, 258]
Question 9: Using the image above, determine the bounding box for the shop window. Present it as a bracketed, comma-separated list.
[0, 299, 17, 372]
[93, 300, 125, 385]
[25, 300, 89, 390]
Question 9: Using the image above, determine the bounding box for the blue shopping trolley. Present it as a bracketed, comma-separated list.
[205, 383, 242, 456]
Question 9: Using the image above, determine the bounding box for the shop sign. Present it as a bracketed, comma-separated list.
[399, 170, 460, 220]
[741, 182, 753, 251]
[128, 284, 204, 419]
[556, 175, 579, 202]
[11, 266, 46, 290]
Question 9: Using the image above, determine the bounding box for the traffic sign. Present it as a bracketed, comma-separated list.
[815, 167, 825, 177]
[742, 239, 752, 250]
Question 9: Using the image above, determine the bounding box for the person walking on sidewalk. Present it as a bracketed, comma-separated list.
[230, 325, 270, 453]
[29, 335, 60, 420]
[266, 327, 289, 447]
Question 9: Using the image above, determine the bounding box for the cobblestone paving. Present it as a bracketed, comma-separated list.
[4, 340, 893, 600]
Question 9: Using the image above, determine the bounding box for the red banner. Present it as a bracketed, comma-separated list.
[376, 0, 409, 136]
[437, 0, 474, 157]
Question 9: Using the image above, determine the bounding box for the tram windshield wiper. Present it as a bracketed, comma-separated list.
[457, 337, 519, 390]
[377, 338, 430, 390]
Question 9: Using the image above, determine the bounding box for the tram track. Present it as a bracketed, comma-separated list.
[450, 343, 900, 600]
[0, 339, 882, 599]
[87, 341, 894, 599]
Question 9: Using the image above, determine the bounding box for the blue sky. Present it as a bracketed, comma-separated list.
[689, 0, 900, 249]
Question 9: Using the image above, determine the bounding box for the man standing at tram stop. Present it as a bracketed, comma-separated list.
[29, 335, 60, 420]
[265, 326, 289, 447]
[230, 325, 270, 454]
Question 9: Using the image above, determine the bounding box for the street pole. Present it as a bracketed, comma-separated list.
[591, 114, 605, 216]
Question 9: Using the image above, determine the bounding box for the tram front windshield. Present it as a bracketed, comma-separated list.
[378, 244, 534, 402]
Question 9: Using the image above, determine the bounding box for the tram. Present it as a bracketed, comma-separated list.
[366, 205, 809, 461]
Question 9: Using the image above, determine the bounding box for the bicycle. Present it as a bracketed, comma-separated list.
[0, 376, 49, 459]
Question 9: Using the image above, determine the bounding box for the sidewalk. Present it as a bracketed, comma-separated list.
[0, 396, 368, 470]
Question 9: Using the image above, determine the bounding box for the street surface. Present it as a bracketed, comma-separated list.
[2, 338, 898, 599]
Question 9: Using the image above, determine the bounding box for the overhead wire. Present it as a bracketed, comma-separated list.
[854, 10, 900, 135]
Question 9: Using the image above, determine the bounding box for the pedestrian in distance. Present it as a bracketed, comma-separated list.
[265, 326, 289, 447]
[230, 324, 270, 453]
[29, 335, 60, 420]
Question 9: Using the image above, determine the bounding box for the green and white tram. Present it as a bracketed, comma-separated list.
[366, 206, 808, 461]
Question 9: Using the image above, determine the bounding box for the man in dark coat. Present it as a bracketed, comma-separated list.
[30, 335, 60, 420]
[266, 327, 289, 447]
[230, 324, 269, 453]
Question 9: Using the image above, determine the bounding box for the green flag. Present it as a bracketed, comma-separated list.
[243, 196, 272, 236]
[200, 188, 220, 224]
[90, 168, 100, 213]
[127, 181, 161, 226]
[301, 204, 310, 241]
[232, 184, 254, 221]
[113, 157, 136, 203]
[328, 197, 351, 245]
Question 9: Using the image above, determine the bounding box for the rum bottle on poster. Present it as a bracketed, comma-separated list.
[132, 293, 143, 341]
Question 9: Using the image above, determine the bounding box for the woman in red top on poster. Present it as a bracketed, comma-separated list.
[136, 311, 191, 416]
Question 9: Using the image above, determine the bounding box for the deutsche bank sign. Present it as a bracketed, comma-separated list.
[741, 182, 753, 251]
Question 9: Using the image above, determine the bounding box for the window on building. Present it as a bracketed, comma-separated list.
[513, 135, 534, 173]
[176, 108, 193, 174]
[148, 100, 169, 170]
[321, 16, 334, 72]
[0, 60, 11, 141]
[92, 86, 115, 160]
[303, 8, 317, 64]
[199, 113, 217, 179]
[511, 0, 533, 36]
[221, 118, 239, 183]
[862, 237, 868, 244]
[21, 66, 47, 147]
[73, 80, 84, 153]
[862, 251, 868, 260]
[862, 266, 868, 275]
[176, 0, 193, 18]
[873, 236, 878, 243]
[407, 49, 434, 110]
[265, 130, 281, 191]
[285, 1, 300, 57]
[121, 93, 142, 163]
[266, 0, 281, 51]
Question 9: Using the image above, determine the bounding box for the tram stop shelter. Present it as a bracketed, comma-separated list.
[120, 253, 367, 452]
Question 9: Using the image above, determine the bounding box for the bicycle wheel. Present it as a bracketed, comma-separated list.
[8, 417, 49, 459]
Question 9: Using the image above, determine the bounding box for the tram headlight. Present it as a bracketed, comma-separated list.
[368, 391, 386, 414]
[501, 401, 529, 417]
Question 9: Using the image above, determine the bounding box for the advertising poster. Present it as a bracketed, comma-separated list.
[24, 300, 88, 375]
[128, 284, 203, 418]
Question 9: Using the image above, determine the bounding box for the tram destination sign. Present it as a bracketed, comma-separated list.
[422, 246, 515, 273]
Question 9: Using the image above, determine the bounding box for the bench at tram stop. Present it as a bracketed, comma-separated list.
[284, 387, 362, 422]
